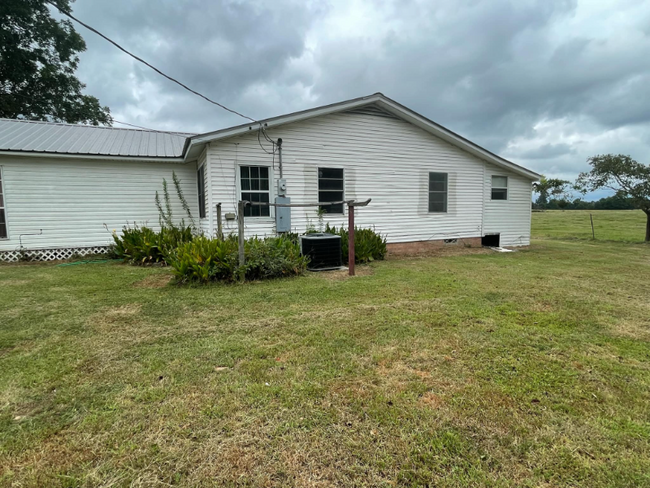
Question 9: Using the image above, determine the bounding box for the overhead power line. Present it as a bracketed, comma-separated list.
[46, 1, 256, 123]
[112, 119, 188, 134]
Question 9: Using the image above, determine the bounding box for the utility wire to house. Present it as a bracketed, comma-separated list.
[45, 1, 256, 123]
[112, 119, 190, 135]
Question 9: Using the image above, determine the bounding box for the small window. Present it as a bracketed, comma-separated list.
[241, 166, 270, 217]
[429, 172, 448, 213]
[0, 169, 6, 238]
[491, 176, 508, 200]
[318, 168, 344, 214]
[197, 165, 206, 219]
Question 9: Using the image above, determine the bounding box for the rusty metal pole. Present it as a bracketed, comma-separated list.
[238, 201, 246, 281]
[348, 203, 355, 276]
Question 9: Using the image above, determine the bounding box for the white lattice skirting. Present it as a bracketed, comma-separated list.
[0, 246, 111, 263]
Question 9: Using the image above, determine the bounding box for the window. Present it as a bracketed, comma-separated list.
[197, 165, 206, 219]
[318, 168, 344, 214]
[428, 172, 448, 212]
[491, 176, 508, 200]
[240, 166, 270, 217]
[0, 169, 6, 238]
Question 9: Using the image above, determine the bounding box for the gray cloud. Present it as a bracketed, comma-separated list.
[61, 0, 650, 196]
[518, 143, 574, 160]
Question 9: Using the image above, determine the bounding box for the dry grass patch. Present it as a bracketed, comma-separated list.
[132, 273, 173, 289]
[609, 318, 650, 341]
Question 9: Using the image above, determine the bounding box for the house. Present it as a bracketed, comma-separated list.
[0, 93, 540, 262]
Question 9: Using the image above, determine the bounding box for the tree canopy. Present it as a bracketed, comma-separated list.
[532, 176, 570, 208]
[0, 0, 112, 125]
[576, 154, 650, 241]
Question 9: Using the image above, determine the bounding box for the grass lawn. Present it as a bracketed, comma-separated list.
[1, 214, 650, 486]
[532, 209, 648, 242]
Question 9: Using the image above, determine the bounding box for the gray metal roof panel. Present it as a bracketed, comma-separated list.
[0, 118, 192, 158]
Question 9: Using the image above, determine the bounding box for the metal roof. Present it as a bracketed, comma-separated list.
[0, 95, 541, 179]
[0, 118, 192, 158]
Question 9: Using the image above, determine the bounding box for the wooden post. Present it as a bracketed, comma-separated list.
[238, 201, 246, 281]
[348, 203, 355, 276]
[216, 203, 223, 240]
[590, 213, 595, 240]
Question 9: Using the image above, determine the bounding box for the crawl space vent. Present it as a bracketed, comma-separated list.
[482, 234, 500, 247]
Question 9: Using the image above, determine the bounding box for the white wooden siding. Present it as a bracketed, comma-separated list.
[483, 163, 533, 246]
[204, 111, 533, 245]
[0, 156, 198, 251]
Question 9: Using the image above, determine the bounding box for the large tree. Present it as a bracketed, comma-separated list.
[532, 176, 571, 209]
[0, 0, 111, 125]
[576, 154, 650, 242]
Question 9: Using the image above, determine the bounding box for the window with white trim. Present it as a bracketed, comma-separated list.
[318, 168, 344, 214]
[428, 172, 448, 213]
[197, 164, 206, 219]
[491, 176, 508, 200]
[240, 166, 270, 217]
[0, 169, 6, 239]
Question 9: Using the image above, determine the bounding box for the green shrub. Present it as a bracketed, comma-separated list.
[324, 224, 387, 264]
[166, 234, 308, 283]
[110, 224, 194, 265]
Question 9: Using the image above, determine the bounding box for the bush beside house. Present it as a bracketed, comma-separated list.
[111, 225, 386, 284]
[109, 172, 386, 283]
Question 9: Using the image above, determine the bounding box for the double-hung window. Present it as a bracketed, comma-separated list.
[318, 168, 344, 214]
[429, 172, 448, 213]
[491, 176, 508, 200]
[197, 165, 206, 219]
[240, 166, 270, 217]
[0, 169, 6, 238]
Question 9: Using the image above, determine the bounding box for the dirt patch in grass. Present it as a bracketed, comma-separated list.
[133, 273, 173, 289]
[420, 391, 444, 409]
[313, 266, 374, 281]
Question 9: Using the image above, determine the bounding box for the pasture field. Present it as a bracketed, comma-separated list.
[532, 209, 647, 242]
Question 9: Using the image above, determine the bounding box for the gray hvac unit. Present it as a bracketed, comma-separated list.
[300, 233, 342, 270]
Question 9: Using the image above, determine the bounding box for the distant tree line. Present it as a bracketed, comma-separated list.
[535, 195, 637, 211]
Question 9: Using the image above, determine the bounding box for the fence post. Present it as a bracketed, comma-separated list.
[348, 203, 355, 276]
[590, 213, 595, 240]
[238, 201, 246, 281]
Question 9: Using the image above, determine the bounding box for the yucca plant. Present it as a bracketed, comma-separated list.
[165, 234, 307, 284]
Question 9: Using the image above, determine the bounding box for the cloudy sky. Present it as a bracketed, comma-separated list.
[62, 0, 650, 197]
